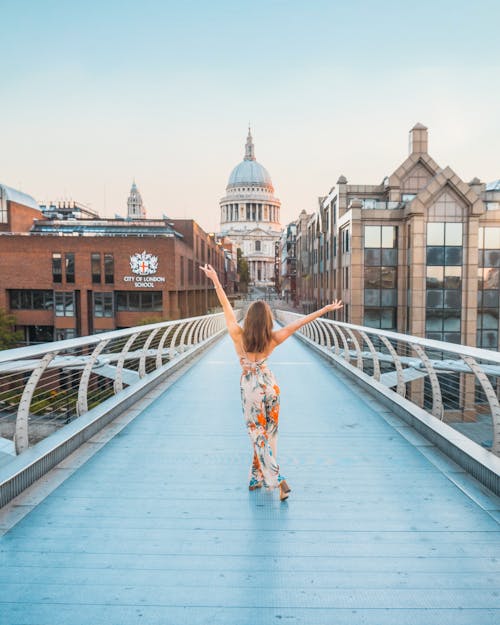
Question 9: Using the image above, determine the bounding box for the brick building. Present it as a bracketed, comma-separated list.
[0, 188, 227, 344]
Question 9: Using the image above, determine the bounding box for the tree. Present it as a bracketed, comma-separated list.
[0, 309, 23, 350]
[237, 248, 249, 292]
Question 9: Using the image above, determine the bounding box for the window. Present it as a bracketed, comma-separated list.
[363, 226, 398, 330]
[115, 291, 163, 312]
[54, 292, 75, 317]
[426, 222, 463, 266]
[341, 228, 350, 253]
[91, 253, 101, 284]
[478, 228, 500, 348]
[9, 290, 54, 310]
[364, 225, 397, 249]
[188, 259, 194, 285]
[255, 240, 261, 251]
[0, 189, 7, 223]
[425, 223, 463, 343]
[55, 328, 77, 341]
[27, 325, 54, 344]
[94, 292, 114, 317]
[104, 253, 114, 284]
[52, 253, 62, 283]
[65, 253, 75, 283]
[363, 308, 396, 330]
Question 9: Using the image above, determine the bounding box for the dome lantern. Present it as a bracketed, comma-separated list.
[244, 127, 256, 161]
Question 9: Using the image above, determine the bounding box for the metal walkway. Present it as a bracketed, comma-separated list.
[1, 334, 500, 625]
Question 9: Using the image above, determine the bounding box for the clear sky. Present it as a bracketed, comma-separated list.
[1, 0, 499, 233]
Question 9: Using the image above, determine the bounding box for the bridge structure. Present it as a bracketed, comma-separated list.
[0, 310, 499, 625]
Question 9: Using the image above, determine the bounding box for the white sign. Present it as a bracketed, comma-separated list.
[124, 251, 166, 288]
[129, 251, 158, 275]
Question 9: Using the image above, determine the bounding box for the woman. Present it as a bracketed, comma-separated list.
[200, 263, 343, 501]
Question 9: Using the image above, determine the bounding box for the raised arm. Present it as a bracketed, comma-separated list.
[199, 263, 240, 340]
[272, 300, 343, 347]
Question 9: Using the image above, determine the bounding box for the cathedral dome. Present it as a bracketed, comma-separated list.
[226, 129, 274, 191]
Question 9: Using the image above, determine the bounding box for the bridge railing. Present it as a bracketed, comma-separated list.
[0, 313, 229, 458]
[275, 310, 500, 457]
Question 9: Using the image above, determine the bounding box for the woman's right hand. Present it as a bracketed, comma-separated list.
[199, 263, 218, 282]
[324, 299, 343, 312]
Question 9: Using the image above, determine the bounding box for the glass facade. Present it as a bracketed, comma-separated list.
[477, 227, 500, 349]
[363, 225, 398, 330]
[91, 253, 101, 284]
[115, 291, 163, 312]
[65, 253, 75, 283]
[104, 253, 114, 284]
[27, 325, 54, 344]
[93, 292, 114, 318]
[425, 222, 462, 343]
[54, 292, 75, 317]
[52, 253, 62, 283]
[9, 289, 53, 310]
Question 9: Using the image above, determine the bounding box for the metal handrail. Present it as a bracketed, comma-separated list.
[275, 310, 500, 456]
[0, 313, 231, 456]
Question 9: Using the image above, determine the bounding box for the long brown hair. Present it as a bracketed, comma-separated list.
[242, 300, 274, 353]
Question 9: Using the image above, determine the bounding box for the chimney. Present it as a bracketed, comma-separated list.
[409, 123, 428, 155]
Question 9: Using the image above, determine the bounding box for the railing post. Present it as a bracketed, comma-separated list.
[77, 339, 110, 416]
[379, 335, 405, 397]
[168, 323, 186, 358]
[463, 356, 500, 455]
[187, 318, 203, 346]
[139, 328, 161, 378]
[155, 325, 175, 369]
[411, 343, 443, 419]
[327, 323, 341, 355]
[114, 332, 140, 394]
[345, 327, 363, 371]
[15, 352, 57, 454]
[359, 331, 381, 381]
[179, 321, 193, 353]
[335, 326, 351, 363]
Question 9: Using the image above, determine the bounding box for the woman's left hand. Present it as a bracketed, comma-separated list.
[324, 299, 343, 312]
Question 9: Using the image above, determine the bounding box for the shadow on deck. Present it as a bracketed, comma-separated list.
[1, 334, 499, 625]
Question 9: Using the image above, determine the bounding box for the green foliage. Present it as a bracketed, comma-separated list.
[0, 309, 23, 350]
[237, 248, 249, 286]
[138, 315, 169, 326]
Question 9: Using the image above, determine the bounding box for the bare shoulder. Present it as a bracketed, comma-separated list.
[270, 329, 285, 347]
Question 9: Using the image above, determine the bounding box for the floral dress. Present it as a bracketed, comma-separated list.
[240, 353, 285, 490]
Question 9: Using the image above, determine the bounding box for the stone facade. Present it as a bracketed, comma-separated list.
[219, 130, 282, 286]
[295, 124, 500, 350]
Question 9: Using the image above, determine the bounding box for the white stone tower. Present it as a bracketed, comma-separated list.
[127, 181, 146, 219]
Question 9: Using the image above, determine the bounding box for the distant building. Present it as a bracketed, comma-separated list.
[279, 222, 297, 303]
[0, 188, 226, 344]
[296, 123, 500, 350]
[127, 181, 146, 219]
[219, 129, 282, 286]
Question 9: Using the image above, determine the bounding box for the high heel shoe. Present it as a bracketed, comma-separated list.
[248, 479, 263, 491]
[279, 480, 291, 501]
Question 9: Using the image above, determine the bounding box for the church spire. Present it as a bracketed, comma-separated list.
[127, 180, 146, 219]
[244, 126, 256, 161]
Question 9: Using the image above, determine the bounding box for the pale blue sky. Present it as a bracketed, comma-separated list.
[1, 0, 499, 232]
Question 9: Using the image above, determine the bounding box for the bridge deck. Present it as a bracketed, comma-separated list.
[1, 335, 500, 625]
